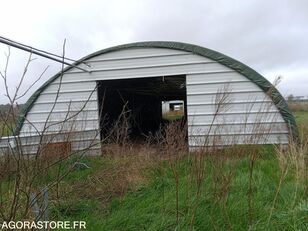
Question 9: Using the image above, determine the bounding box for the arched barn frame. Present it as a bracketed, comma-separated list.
[15, 41, 298, 154]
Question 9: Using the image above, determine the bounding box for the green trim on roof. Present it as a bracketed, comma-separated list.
[15, 41, 298, 140]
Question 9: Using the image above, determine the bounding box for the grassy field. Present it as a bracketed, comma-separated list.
[0, 111, 307, 230]
[162, 110, 185, 121]
[36, 112, 308, 230]
[47, 151, 306, 230]
[294, 111, 308, 125]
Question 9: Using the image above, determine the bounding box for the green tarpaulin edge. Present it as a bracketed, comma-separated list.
[15, 41, 298, 140]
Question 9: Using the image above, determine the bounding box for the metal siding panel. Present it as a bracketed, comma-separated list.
[17, 130, 96, 144]
[82, 54, 209, 70]
[20, 120, 99, 134]
[54, 63, 231, 83]
[188, 133, 289, 146]
[0, 137, 11, 149]
[88, 48, 189, 61]
[189, 123, 288, 135]
[35, 91, 96, 102]
[26, 110, 98, 121]
[186, 72, 288, 146]
[44, 81, 96, 93]
[22, 78, 97, 135]
[29, 101, 98, 113]
[187, 81, 261, 92]
[188, 112, 282, 124]
[187, 102, 278, 114]
[187, 92, 268, 104]
[68, 62, 230, 74]
[186, 72, 248, 83]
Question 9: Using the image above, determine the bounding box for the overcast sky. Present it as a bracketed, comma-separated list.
[0, 0, 307, 104]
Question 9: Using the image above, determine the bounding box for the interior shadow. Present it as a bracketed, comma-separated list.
[97, 75, 187, 141]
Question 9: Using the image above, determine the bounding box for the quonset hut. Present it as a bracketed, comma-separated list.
[10, 41, 297, 154]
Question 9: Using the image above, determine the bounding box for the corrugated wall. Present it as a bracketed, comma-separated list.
[186, 72, 288, 147]
[19, 47, 289, 153]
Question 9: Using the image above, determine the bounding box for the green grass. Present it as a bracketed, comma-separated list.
[294, 111, 308, 125]
[162, 111, 184, 121]
[48, 112, 307, 230]
[1, 111, 307, 230]
[43, 152, 306, 231]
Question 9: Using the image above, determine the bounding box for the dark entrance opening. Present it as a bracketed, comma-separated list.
[97, 75, 187, 141]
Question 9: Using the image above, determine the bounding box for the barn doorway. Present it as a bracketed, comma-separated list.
[97, 75, 187, 141]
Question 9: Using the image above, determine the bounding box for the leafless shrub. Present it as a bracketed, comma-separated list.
[0, 43, 100, 222]
[164, 120, 187, 223]
[100, 103, 133, 156]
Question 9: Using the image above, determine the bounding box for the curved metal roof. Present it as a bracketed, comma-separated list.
[16, 41, 298, 139]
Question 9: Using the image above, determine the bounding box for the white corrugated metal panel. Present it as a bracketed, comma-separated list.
[18, 130, 99, 140]
[189, 122, 288, 135]
[187, 92, 267, 104]
[44, 81, 96, 92]
[25, 110, 98, 121]
[186, 71, 289, 146]
[20, 77, 98, 136]
[59, 63, 231, 82]
[188, 133, 289, 147]
[21, 119, 99, 134]
[0, 137, 12, 153]
[187, 72, 248, 83]
[28, 104, 98, 115]
[187, 101, 277, 114]
[87, 48, 190, 61]
[187, 81, 261, 92]
[83, 53, 209, 70]
[6, 130, 101, 155]
[36, 91, 96, 102]
[31, 100, 97, 108]
[187, 112, 281, 124]
[20, 47, 290, 151]
[18, 130, 99, 143]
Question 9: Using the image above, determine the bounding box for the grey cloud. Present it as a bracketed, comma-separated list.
[0, 0, 307, 103]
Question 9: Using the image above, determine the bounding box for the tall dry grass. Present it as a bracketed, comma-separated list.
[288, 101, 308, 112]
